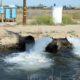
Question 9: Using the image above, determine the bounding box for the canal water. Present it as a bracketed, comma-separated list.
[0, 37, 80, 80]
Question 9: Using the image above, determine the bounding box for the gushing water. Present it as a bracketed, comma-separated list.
[67, 37, 80, 57]
[3, 37, 53, 71]
[32, 37, 53, 52]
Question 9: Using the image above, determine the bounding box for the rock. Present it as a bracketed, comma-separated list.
[45, 38, 72, 53]
[56, 38, 72, 49]
[45, 39, 58, 53]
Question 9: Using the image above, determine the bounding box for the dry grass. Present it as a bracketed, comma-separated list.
[16, 8, 80, 24]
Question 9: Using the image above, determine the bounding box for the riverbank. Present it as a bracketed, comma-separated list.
[0, 24, 80, 48]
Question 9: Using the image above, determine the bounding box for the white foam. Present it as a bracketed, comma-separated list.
[4, 52, 53, 71]
[67, 37, 80, 57]
[3, 37, 53, 71]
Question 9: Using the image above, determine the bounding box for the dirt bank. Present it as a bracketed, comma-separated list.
[0, 24, 80, 46]
[0, 24, 80, 51]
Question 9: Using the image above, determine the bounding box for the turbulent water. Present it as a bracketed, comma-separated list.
[0, 37, 80, 80]
[4, 52, 53, 71]
[67, 37, 80, 57]
[3, 37, 53, 71]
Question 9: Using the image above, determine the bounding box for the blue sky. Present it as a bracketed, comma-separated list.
[3, 0, 80, 7]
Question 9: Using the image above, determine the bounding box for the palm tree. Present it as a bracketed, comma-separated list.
[23, 0, 27, 25]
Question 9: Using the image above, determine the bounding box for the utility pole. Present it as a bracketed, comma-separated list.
[23, 0, 27, 25]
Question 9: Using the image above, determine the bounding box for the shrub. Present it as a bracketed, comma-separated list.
[32, 16, 53, 25]
[72, 13, 80, 20]
[62, 16, 75, 24]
